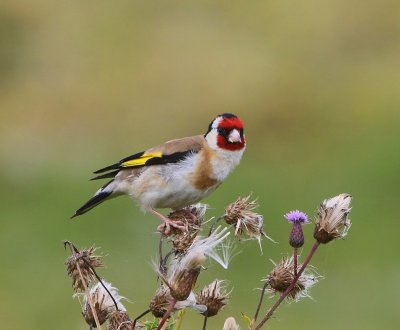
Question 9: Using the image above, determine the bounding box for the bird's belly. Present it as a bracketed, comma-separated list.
[124, 164, 218, 210]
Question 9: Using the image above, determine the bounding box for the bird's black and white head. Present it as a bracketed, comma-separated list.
[205, 113, 246, 152]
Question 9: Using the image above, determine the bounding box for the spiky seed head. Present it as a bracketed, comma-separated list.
[224, 195, 257, 225]
[266, 257, 319, 301]
[196, 280, 230, 317]
[172, 231, 199, 254]
[171, 204, 209, 253]
[83, 281, 126, 327]
[150, 285, 200, 318]
[168, 203, 207, 236]
[107, 311, 133, 330]
[224, 195, 266, 247]
[149, 285, 173, 318]
[66, 246, 103, 291]
[314, 193, 352, 244]
[223, 317, 239, 330]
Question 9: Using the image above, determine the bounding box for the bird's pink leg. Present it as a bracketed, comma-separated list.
[149, 208, 186, 236]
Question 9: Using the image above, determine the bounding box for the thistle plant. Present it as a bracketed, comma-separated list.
[252, 193, 353, 330]
[64, 193, 352, 330]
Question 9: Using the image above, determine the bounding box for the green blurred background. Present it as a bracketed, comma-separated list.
[1, 1, 399, 329]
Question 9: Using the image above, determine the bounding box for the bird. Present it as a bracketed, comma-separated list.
[72, 113, 246, 234]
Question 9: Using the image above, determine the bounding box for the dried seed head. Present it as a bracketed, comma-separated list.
[66, 246, 103, 291]
[173, 231, 199, 255]
[83, 281, 126, 327]
[314, 193, 352, 244]
[285, 210, 309, 248]
[223, 317, 239, 330]
[266, 257, 319, 301]
[157, 227, 230, 301]
[171, 204, 209, 253]
[196, 280, 230, 317]
[149, 285, 200, 317]
[224, 195, 266, 247]
[107, 311, 133, 330]
[168, 203, 208, 236]
[149, 285, 173, 318]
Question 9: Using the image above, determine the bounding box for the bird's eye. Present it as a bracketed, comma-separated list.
[218, 128, 228, 136]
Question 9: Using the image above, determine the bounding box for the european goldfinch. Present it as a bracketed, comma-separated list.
[72, 113, 246, 234]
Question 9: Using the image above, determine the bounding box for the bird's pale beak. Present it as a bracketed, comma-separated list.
[228, 129, 242, 143]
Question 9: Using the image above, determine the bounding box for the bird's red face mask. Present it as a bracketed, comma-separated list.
[216, 116, 246, 151]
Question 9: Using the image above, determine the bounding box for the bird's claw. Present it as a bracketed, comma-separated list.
[157, 219, 186, 236]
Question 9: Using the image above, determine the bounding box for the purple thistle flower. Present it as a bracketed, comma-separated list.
[284, 210, 309, 224]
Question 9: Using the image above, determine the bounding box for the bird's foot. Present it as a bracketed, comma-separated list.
[157, 218, 186, 236]
[150, 208, 187, 236]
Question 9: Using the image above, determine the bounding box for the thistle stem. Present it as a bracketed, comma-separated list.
[132, 309, 150, 329]
[293, 248, 298, 277]
[202, 315, 208, 330]
[252, 281, 269, 327]
[254, 242, 320, 330]
[159, 234, 164, 272]
[156, 298, 177, 330]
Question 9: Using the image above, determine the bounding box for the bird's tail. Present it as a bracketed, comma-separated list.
[71, 180, 116, 218]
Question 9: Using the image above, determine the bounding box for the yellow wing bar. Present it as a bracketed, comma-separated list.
[121, 152, 163, 167]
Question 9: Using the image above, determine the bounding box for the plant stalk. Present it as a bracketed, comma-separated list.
[202, 315, 208, 330]
[293, 247, 298, 277]
[251, 281, 269, 328]
[156, 298, 177, 330]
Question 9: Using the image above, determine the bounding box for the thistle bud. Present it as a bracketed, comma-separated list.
[65, 246, 103, 292]
[196, 280, 230, 317]
[284, 210, 309, 248]
[314, 193, 352, 244]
